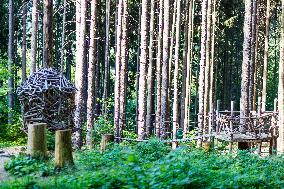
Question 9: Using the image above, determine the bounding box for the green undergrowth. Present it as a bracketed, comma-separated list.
[2, 140, 284, 188]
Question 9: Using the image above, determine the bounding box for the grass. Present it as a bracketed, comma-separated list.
[1, 140, 284, 188]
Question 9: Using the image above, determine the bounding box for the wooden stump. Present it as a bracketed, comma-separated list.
[55, 129, 74, 168]
[27, 123, 47, 157]
[100, 134, 114, 152]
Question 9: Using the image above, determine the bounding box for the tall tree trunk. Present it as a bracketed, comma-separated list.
[239, 0, 253, 150]
[137, 0, 149, 140]
[172, 0, 181, 141]
[8, 0, 14, 124]
[86, 0, 98, 148]
[146, 0, 156, 136]
[119, 0, 129, 136]
[160, 0, 170, 139]
[155, 0, 163, 137]
[261, 0, 270, 112]
[114, 0, 123, 140]
[43, 0, 53, 68]
[60, 0, 67, 72]
[74, 0, 87, 149]
[103, 0, 111, 115]
[31, 0, 38, 73]
[277, 0, 284, 153]
[197, 0, 208, 147]
[203, 0, 212, 133]
[182, 0, 194, 135]
[22, 1, 27, 82]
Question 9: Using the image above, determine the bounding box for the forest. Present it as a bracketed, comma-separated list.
[1, 0, 284, 188]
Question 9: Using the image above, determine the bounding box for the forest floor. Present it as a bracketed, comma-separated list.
[0, 146, 25, 181]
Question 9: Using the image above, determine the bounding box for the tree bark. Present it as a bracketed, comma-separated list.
[55, 129, 74, 168]
[137, 0, 149, 140]
[27, 123, 47, 157]
[8, 0, 14, 125]
[172, 0, 181, 141]
[114, 0, 123, 140]
[146, 0, 156, 136]
[43, 0, 53, 68]
[86, 0, 98, 148]
[22, 1, 27, 82]
[239, 0, 253, 150]
[119, 0, 129, 136]
[103, 0, 111, 115]
[261, 0, 270, 112]
[31, 0, 38, 73]
[160, 0, 170, 139]
[277, 0, 284, 153]
[74, 0, 87, 149]
[60, 0, 67, 72]
[155, 0, 163, 137]
[197, 0, 208, 147]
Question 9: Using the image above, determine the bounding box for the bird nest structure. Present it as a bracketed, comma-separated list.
[16, 68, 76, 132]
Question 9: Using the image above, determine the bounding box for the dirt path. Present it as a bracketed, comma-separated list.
[0, 146, 25, 181]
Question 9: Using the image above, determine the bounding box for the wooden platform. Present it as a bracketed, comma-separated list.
[214, 132, 272, 142]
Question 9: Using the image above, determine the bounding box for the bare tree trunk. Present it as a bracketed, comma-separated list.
[86, 0, 98, 148]
[31, 0, 38, 73]
[60, 0, 67, 72]
[239, 0, 253, 150]
[261, 0, 270, 112]
[278, 0, 284, 153]
[182, 0, 194, 135]
[146, 0, 156, 136]
[43, 0, 53, 68]
[74, 0, 87, 149]
[160, 0, 170, 139]
[197, 0, 208, 147]
[172, 0, 181, 141]
[103, 0, 111, 115]
[114, 0, 123, 140]
[8, 0, 14, 124]
[119, 0, 129, 136]
[155, 0, 163, 137]
[137, 0, 149, 140]
[22, 1, 27, 82]
[203, 0, 212, 134]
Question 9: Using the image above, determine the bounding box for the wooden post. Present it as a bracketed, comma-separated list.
[55, 129, 74, 168]
[100, 134, 114, 152]
[216, 100, 220, 134]
[229, 101, 234, 152]
[27, 123, 47, 157]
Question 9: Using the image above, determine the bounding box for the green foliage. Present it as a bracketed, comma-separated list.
[4, 141, 284, 188]
[4, 155, 54, 177]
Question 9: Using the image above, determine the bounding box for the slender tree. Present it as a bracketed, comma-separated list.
[60, 0, 67, 72]
[86, 0, 98, 148]
[278, 0, 284, 153]
[22, 0, 27, 82]
[197, 0, 208, 147]
[31, 0, 38, 73]
[119, 0, 129, 136]
[103, 0, 111, 115]
[114, 0, 123, 140]
[137, 0, 149, 140]
[261, 0, 270, 112]
[172, 0, 181, 141]
[146, 0, 156, 136]
[74, 0, 87, 148]
[239, 0, 253, 149]
[155, 0, 163, 137]
[160, 0, 170, 139]
[43, 0, 53, 68]
[8, 0, 14, 124]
